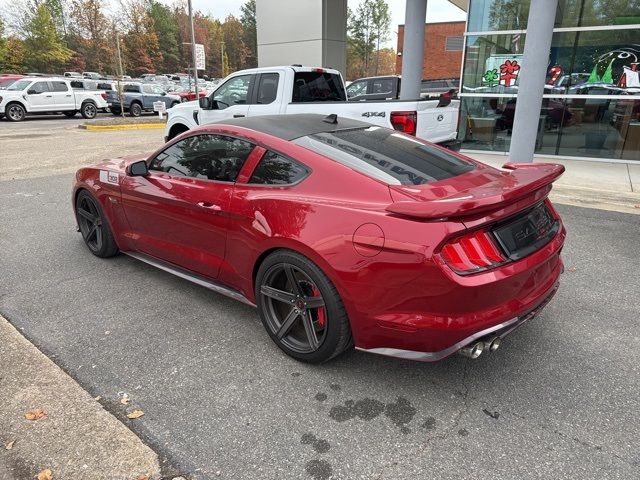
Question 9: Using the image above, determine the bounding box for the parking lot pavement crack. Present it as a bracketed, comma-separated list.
[498, 407, 637, 468]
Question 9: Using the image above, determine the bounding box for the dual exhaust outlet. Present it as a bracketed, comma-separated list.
[458, 336, 501, 359]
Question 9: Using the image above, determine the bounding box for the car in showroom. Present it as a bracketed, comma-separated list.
[72, 114, 566, 363]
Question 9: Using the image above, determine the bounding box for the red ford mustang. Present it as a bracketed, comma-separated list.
[72, 114, 566, 363]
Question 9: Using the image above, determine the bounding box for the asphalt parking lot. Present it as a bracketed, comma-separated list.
[1, 122, 639, 479]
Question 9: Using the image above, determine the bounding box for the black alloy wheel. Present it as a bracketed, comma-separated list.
[75, 190, 118, 258]
[256, 251, 352, 363]
[129, 102, 142, 117]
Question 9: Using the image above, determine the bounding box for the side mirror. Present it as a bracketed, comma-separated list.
[27, 89, 38, 95]
[128, 160, 149, 177]
[199, 96, 211, 109]
[161, 92, 166, 96]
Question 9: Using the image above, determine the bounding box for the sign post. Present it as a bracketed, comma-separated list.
[153, 101, 166, 119]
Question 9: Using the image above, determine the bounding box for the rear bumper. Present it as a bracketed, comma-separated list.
[357, 281, 559, 361]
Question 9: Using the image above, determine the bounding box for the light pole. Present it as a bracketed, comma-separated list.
[115, 34, 125, 118]
[220, 41, 225, 78]
[188, 0, 199, 98]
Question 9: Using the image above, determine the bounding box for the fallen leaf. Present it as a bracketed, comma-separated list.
[127, 409, 144, 419]
[634, 204, 640, 209]
[37, 469, 53, 480]
[120, 394, 130, 405]
[137, 475, 150, 480]
[567, 266, 577, 272]
[5, 440, 15, 450]
[24, 409, 46, 421]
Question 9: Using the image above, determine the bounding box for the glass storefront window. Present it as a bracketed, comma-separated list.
[459, 97, 640, 160]
[468, 0, 640, 33]
[462, 29, 640, 95]
[462, 34, 526, 95]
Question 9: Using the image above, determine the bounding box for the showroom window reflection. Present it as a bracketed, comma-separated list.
[460, 0, 640, 161]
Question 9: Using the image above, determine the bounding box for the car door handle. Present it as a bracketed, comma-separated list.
[45, 95, 53, 98]
[196, 201, 222, 211]
[233, 114, 245, 118]
[65, 95, 72, 97]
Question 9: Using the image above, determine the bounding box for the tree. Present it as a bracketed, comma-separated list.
[2, 37, 27, 72]
[240, 0, 257, 68]
[370, 0, 390, 75]
[23, 4, 72, 72]
[347, 0, 390, 77]
[119, 0, 162, 76]
[68, 0, 110, 72]
[0, 17, 7, 70]
[149, 1, 180, 73]
[221, 15, 247, 72]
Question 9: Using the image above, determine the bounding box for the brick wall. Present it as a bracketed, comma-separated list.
[396, 22, 465, 80]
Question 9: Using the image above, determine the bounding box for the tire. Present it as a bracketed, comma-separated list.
[64, 111, 77, 118]
[6, 102, 26, 122]
[170, 101, 179, 108]
[129, 102, 142, 117]
[75, 190, 119, 258]
[255, 250, 352, 363]
[80, 102, 97, 119]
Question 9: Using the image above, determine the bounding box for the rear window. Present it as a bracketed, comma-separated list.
[293, 127, 474, 185]
[292, 71, 346, 102]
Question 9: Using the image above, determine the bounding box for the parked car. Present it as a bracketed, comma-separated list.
[346, 76, 460, 101]
[83, 71, 102, 80]
[169, 85, 208, 103]
[0, 74, 24, 89]
[105, 82, 181, 117]
[346, 75, 401, 101]
[70, 79, 114, 112]
[64, 71, 82, 78]
[420, 78, 460, 98]
[72, 113, 565, 363]
[166, 65, 461, 149]
[0, 77, 108, 121]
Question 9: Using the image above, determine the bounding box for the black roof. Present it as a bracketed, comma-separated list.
[212, 114, 372, 141]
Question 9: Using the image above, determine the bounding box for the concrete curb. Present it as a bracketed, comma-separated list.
[0, 314, 162, 480]
[79, 124, 165, 131]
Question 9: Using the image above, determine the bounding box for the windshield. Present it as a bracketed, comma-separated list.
[293, 127, 475, 185]
[7, 80, 32, 91]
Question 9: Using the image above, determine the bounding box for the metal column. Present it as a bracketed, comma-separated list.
[508, 0, 559, 162]
[399, 0, 427, 100]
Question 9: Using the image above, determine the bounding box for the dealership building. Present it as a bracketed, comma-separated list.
[451, 0, 640, 163]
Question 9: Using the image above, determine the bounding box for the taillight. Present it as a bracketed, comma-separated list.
[390, 111, 417, 136]
[440, 230, 507, 274]
[101, 92, 108, 100]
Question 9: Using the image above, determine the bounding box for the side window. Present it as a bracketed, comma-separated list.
[256, 73, 279, 104]
[346, 80, 367, 98]
[371, 79, 393, 95]
[249, 151, 308, 185]
[30, 81, 50, 94]
[150, 134, 254, 182]
[213, 74, 251, 109]
[142, 84, 155, 94]
[51, 81, 69, 92]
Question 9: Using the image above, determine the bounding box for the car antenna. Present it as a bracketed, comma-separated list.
[323, 114, 338, 124]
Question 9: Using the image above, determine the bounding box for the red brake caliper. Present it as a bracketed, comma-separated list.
[312, 286, 326, 327]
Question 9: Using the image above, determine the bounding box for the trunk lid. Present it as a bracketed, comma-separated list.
[386, 162, 564, 220]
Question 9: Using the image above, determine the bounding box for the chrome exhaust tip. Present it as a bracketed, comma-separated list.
[459, 341, 484, 359]
[488, 336, 501, 353]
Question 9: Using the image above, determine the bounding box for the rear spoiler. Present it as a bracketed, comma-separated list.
[386, 163, 565, 220]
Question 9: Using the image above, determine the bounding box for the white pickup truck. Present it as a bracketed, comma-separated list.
[164, 66, 460, 149]
[0, 77, 108, 121]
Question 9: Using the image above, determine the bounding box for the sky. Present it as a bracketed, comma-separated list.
[174, 0, 466, 48]
[1, 0, 467, 48]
